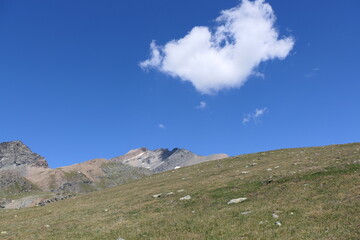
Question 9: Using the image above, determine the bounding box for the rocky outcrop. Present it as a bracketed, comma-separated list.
[0, 141, 48, 169]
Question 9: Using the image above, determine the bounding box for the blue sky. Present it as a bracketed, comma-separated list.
[0, 0, 359, 168]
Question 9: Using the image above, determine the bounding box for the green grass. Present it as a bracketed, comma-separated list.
[0, 143, 359, 239]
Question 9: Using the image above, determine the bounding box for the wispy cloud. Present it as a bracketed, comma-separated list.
[158, 123, 166, 129]
[242, 108, 268, 124]
[196, 101, 207, 110]
[140, 0, 294, 94]
[305, 67, 319, 78]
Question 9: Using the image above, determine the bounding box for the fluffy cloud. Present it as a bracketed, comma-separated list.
[140, 0, 294, 94]
[196, 101, 207, 109]
[242, 107, 268, 124]
[158, 124, 166, 129]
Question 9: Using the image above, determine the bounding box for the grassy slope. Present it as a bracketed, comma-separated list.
[0, 143, 359, 240]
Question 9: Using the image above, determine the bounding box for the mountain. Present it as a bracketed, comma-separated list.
[0, 142, 359, 239]
[0, 141, 228, 200]
[111, 147, 229, 172]
[0, 141, 153, 196]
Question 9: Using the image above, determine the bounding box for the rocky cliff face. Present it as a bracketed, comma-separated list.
[111, 147, 229, 173]
[0, 141, 48, 169]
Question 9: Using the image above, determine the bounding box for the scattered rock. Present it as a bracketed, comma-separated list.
[250, 163, 257, 166]
[241, 171, 249, 174]
[267, 168, 272, 171]
[1, 231, 7, 234]
[272, 213, 279, 219]
[36, 194, 73, 207]
[166, 192, 174, 196]
[179, 195, 191, 200]
[274, 166, 280, 169]
[275, 221, 282, 226]
[263, 180, 273, 185]
[174, 166, 181, 170]
[104, 209, 108, 212]
[240, 211, 252, 215]
[45, 225, 50, 228]
[177, 189, 184, 193]
[152, 194, 163, 198]
[227, 197, 247, 204]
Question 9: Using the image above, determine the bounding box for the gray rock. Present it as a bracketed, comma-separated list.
[111, 147, 228, 173]
[0, 141, 48, 169]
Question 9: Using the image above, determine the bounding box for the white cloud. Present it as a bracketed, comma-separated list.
[140, 0, 294, 94]
[242, 107, 268, 124]
[254, 108, 267, 118]
[242, 115, 251, 124]
[158, 124, 166, 129]
[196, 101, 207, 109]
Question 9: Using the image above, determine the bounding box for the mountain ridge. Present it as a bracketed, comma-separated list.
[0, 141, 228, 199]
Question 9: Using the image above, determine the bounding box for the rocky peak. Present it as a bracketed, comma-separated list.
[0, 141, 48, 169]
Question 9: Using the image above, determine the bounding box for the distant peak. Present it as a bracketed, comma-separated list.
[1, 140, 25, 145]
[126, 147, 148, 154]
[0, 140, 48, 168]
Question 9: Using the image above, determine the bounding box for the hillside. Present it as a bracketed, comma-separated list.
[0, 143, 359, 239]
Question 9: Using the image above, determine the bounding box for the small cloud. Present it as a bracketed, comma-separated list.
[254, 108, 267, 118]
[158, 124, 166, 129]
[305, 67, 319, 78]
[242, 108, 268, 124]
[196, 101, 207, 109]
[252, 72, 265, 79]
[242, 115, 251, 124]
[140, 0, 294, 95]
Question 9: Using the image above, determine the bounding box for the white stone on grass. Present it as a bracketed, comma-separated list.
[240, 211, 252, 215]
[227, 197, 247, 204]
[179, 195, 192, 200]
